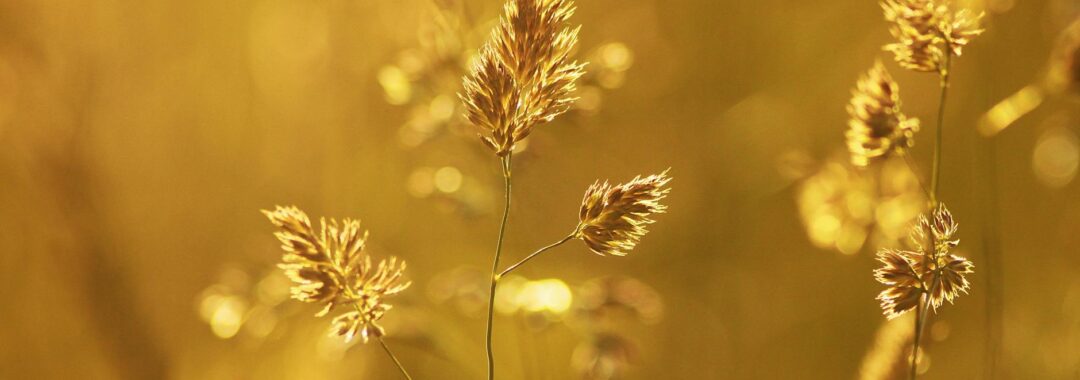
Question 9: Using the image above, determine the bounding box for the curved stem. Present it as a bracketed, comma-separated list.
[378, 337, 414, 380]
[486, 153, 513, 380]
[498, 230, 578, 279]
[338, 288, 413, 379]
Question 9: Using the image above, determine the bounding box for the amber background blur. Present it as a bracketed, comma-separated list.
[2, 0, 1079, 379]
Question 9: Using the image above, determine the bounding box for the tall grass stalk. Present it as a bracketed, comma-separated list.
[486, 153, 514, 379]
[910, 47, 951, 380]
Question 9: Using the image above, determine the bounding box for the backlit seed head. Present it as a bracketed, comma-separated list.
[263, 206, 411, 343]
[460, 0, 586, 156]
[577, 170, 671, 256]
[846, 62, 920, 167]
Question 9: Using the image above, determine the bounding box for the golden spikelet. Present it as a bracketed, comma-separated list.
[922, 252, 974, 309]
[881, 0, 984, 73]
[874, 203, 973, 318]
[909, 201, 959, 256]
[461, 47, 524, 155]
[909, 204, 972, 310]
[874, 249, 924, 319]
[263, 205, 411, 343]
[882, 0, 944, 72]
[576, 170, 671, 256]
[942, 9, 985, 57]
[460, 0, 587, 156]
[846, 62, 920, 167]
[492, 0, 580, 82]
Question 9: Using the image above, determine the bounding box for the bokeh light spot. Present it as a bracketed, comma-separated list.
[518, 279, 573, 314]
[379, 66, 413, 105]
[1032, 126, 1079, 188]
[434, 166, 463, 193]
[209, 296, 246, 339]
[407, 167, 436, 198]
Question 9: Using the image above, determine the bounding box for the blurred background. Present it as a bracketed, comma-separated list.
[1, 0, 1078, 378]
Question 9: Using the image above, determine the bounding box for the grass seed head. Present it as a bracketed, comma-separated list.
[576, 170, 672, 257]
[263, 205, 411, 343]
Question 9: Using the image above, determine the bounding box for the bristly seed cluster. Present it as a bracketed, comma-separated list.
[460, 0, 587, 156]
[576, 170, 672, 256]
[874, 203, 974, 319]
[263, 205, 411, 343]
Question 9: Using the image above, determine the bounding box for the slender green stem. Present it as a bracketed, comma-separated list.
[910, 275, 941, 380]
[340, 289, 413, 379]
[378, 337, 414, 380]
[929, 52, 952, 205]
[910, 297, 924, 380]
[486, 153, 513, 380]
[916, 280, 938, 336]
[498, 230, 577, 279]
[911, 44, 953, 380]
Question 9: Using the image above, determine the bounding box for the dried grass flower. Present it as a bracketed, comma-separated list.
[909, 204, 972, 310]
[847, 62, 921, 167]
[874, 203, 973, 319]
[576, 170, 671, 256]
[881, 0, 984, 73]
[909, 201, 958, 255]
[874, 248, 924, 319]
[460, 0, 587, 156]
[263, 205, 411, 343]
